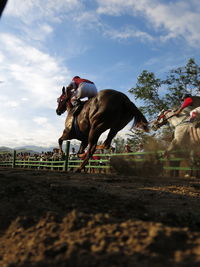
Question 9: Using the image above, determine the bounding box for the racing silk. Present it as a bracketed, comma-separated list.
[182, 96, 200, 109]
[69, 77, 98, 103]
[181, 97, 193, 109]
[71, 77, 94, 89]
[181, 96, 200, 116]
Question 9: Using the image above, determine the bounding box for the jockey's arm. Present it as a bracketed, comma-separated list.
[174, 97, 193, 116]
[67, 81, 77, 90]
[174, 106, 184, 115]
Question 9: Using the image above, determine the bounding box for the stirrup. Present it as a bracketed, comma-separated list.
[73, 99, 82, 106]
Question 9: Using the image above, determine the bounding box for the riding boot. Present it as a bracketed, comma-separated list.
[73, 99, 83, 116]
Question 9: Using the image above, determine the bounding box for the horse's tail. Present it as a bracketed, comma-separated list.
[130, 102, 149, 131]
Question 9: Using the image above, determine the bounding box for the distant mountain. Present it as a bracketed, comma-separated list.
[0, 143, 80, 154]
[0, 146, 13, 152]
[14, 145, 55, 153]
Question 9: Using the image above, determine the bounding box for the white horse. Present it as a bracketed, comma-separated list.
[152, 109, 200, 158]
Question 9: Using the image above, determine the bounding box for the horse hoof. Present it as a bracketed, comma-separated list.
[96, 144, 105, 150]
[77, 153, 86, 158]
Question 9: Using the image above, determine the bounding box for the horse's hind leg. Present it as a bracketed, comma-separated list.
[97, 126, 125, 150]
[103, 128, 119, 149]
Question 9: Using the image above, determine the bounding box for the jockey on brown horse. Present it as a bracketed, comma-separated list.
[56, 87, 149, 172]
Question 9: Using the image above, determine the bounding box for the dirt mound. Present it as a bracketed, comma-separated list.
[1, 168, 200, 266]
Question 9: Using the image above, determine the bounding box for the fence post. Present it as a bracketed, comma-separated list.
[12, 150, 16, 168]
[64, 141, 70, 171]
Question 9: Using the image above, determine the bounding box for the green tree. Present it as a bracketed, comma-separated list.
[113, 137, 126, 153]
[126, 130, 148, 150]
[129, 58, 200, 119]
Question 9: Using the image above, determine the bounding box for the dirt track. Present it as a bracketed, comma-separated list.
[0, 168, 200, 266]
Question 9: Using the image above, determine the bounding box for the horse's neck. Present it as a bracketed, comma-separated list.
[168, 112, 188, 127]
[66, 101, 73, 112]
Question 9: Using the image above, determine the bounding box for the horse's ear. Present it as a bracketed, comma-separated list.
[62, 86, 65, 94]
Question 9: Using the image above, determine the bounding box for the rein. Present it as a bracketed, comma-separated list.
[160, 114, 176, 125]
[155, 111, 175, 128]
[157, 111, 191, 129]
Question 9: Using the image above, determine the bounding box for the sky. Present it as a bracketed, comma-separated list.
[1, 0, 200, 148]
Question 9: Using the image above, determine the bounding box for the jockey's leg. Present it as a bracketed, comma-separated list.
[77, 82, 98, 99]
[70, 89, 83, 116]
[72, 98, 83, 116]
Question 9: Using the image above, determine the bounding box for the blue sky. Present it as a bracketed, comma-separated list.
[1, 0, 200, 148]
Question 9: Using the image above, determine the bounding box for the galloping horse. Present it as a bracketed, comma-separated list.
[56, 87, 149, 172]
[152, 109, 200, 158]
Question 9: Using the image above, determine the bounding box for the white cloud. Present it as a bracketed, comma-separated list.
[5, 101, 19, 108]
[0, 32, 71, 147]
[21, 97, 29, 102]
[33, 117, 49, 125]
[5, 0, 83, 24]
[4, 0, 200, 46]
[104, 26, 154, 41]
[96, 0, 200, 46]
[97, 0, 135, 16]
[0, 33, 70, 108]
[21, 23, 54, 42]
[0, 115, 62, 148]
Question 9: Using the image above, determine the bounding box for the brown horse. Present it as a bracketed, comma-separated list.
[56, 87, 149, 172]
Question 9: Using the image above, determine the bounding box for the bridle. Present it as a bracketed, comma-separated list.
[56, 93, 69, 115]
[154, 110, 175, 129]
[57, 94, 66, 104]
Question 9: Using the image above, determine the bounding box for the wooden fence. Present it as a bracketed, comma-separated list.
[0, 141, 200, 177]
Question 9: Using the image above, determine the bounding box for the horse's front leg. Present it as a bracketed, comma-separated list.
[75, 143, 96, 173]
[75, 124, 106, 172]
[58, 129, 70, 154]
[165, 139, 178, 157]
[77, 140, 88, 155]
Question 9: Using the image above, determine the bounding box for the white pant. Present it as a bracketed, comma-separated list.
[71, 82, 97, 105]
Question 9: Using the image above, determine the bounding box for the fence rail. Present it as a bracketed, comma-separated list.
[0, 141, 200, 177]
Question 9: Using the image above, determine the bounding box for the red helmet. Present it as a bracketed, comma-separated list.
[72, 76, 80, 80]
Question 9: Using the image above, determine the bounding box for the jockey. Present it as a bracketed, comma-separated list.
[173, 94, 193, 116]
[174, 93, 200, 122]
[66, 76, 98, 107]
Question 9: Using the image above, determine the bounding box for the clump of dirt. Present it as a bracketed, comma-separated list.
[1, 168, 200, 267]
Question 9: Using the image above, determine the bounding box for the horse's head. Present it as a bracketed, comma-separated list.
[56, 86, 73, 115]
[135, 121, 149, 132]
[151, 109, 173, 130]
[56, 87, 67, 115]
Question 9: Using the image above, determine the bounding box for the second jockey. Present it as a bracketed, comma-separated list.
[174, 93, 200, 120]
